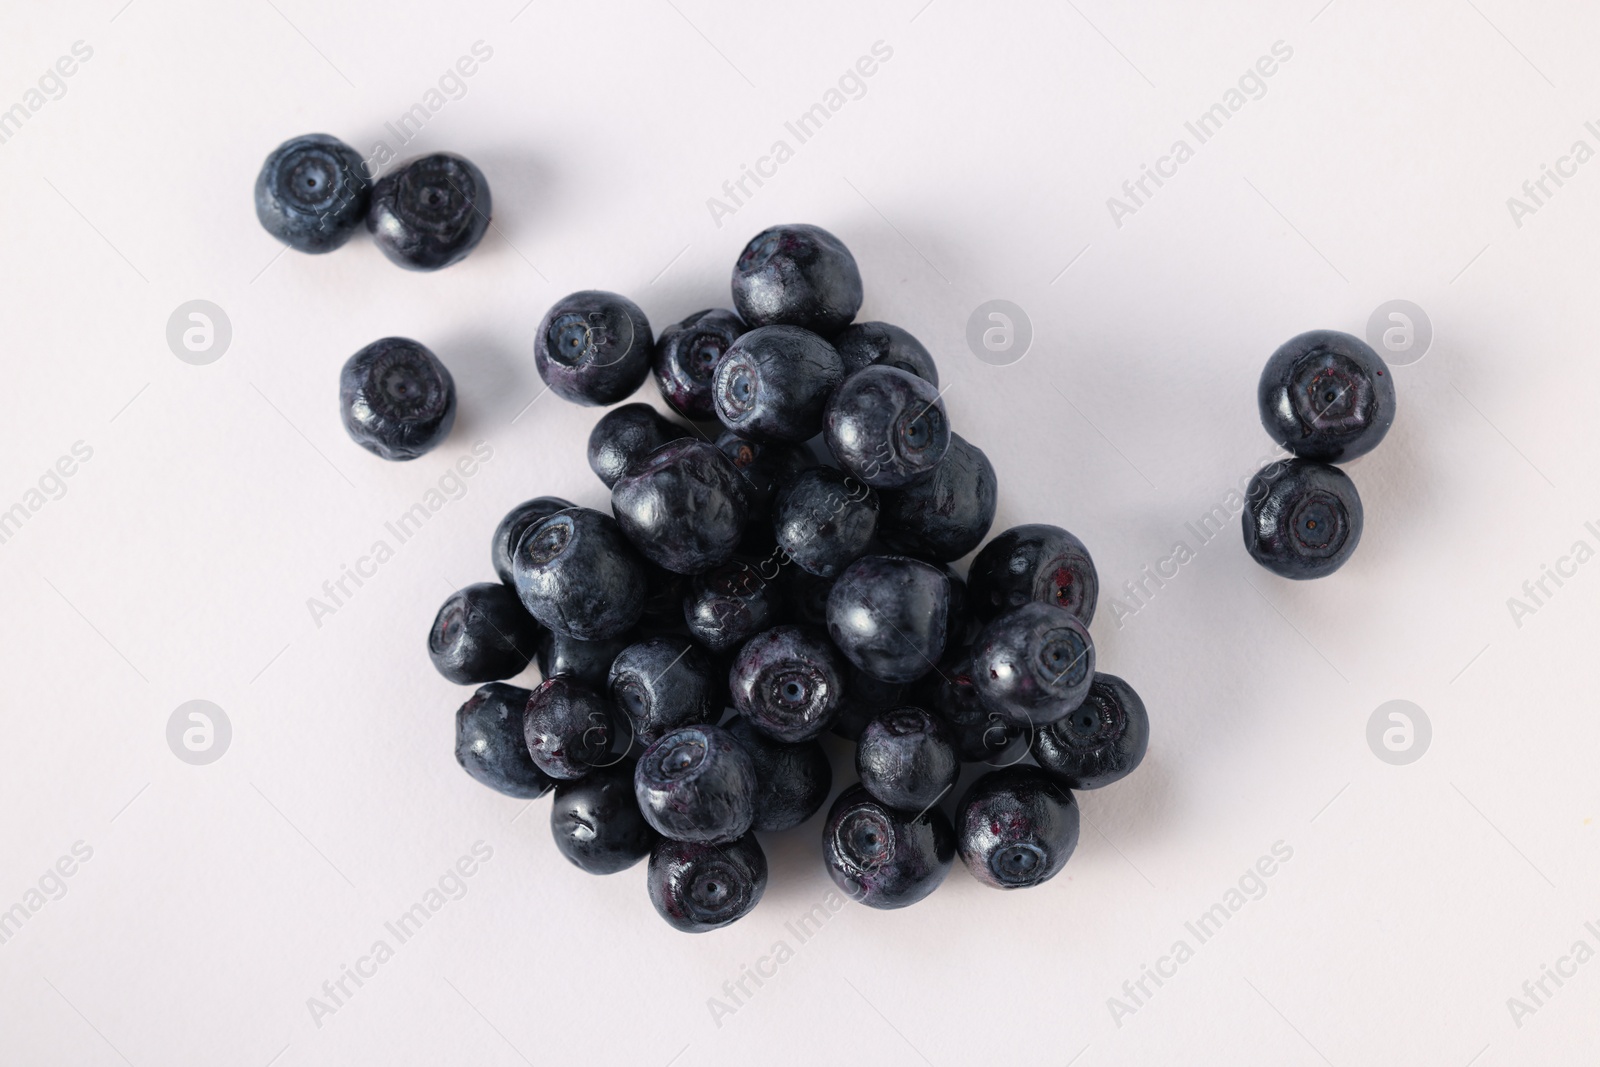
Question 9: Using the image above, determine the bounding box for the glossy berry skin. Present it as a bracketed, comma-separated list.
[831, 321, 938, 385]
[713, 325, 844, 443]
[956, 766, 1079, 890]
[523, 676, 619, 780]
[773, 467, 879, 578]
[634, 725, 758, 843]
[726, 718, 832, 832]
[491, 497, 576, 587]
[608, 635, 718, 746]
[715, 430, 810, 521]
[824, 366, 950, 490]
[587, 403, 686, 489]
[879, 434, 997, 562]
[1032, 673, 1149, 789]
[822, 785, 954, 910]
[856, 708, 960, 813]
[731, 223, 863, 334]
[550, 765, 656, 875]
[1242, 458, 1363, 579]
[729, 625, 846, 742]
[917, 648, 1030, 764]
[648, 833, 767, 933]
[972, 603, 1095, 726]
[537, 628, 633, 690]
[968, 524, 1099, 627]
[611, 439, 749, 574]
[1259, 329, 1396, 462]
[428, 583, 539, 685]
[683, 559, 784, 654]
[831, 667, 905, 742]
[826, 555, 949, 684]
[654, 309, 749, 420]
[511, 507, 648, 640]
[254, 134, 370, 253]
[534, 290, 654, 406]
[366, 152, 490, 270]
[455, 683, 552, 798]
[339, 338, 456, 461]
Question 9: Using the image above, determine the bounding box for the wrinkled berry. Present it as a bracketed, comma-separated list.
[1259, 329, 1396, 462]
[774, 467, 879, 578]
[713, 325, 844, 443]
[825, 365, 950, 489]
[832, 321, 938, 384]
[1242, 458, 1363, 579]
[648, 833, 767, 933]
[971, 602, 1095, 726]
[254, 133, 370, 253]
[535, 290, 654, 406]
[634, 724, 757, 843]
[523, 676, 619, 780]
[587, 403, 687, 489]
[1032, 673, 1149, 789]
[612, 439, 749, 574]
[731, 223, 863, 333]
[856, 708, 959, 813]
[428, 582, 539, 685]
[340, 338, 456, 461]
[608, 635, 718, 745]
[512, 507, 648, 640]
[729, 625, 846, 742]
[822, 785, 954, 909]
[654, 309, 748, 421]
[551, 764, 656, 874]
[879, 434, 997, 562]
[367, 152, 490, 270]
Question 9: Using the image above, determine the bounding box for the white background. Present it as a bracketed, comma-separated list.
[2, 1, 1597, 1064]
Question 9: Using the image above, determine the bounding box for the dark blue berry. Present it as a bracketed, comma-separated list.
[634, 725, 757, 843]
[1242, 458, 1363, 579]
[915, 647, 1030, 764]
[729, 625, 846, 742]
[715, 429, 810, 521]
[879, 433, 997, 562]
[713, 325, 844, 443]
[254, 134, 370, 253]
[1259, 329, 1396, 462]
[682, 559, 784, 654]
[831, 667, 905, 742]
[726, 718, 832, 832]
[491, 496, 575, 586]
[968, 523, 1098, 626]
[339, 338, 456, 461]
[856, 708, 959, 812]
[826, 555, 949, 684]
[731, 223, 863, 333]
[956, 766, 1079, 890]
[550, 764, 656, 875]
[822, 785, 954, 910]
[455, 683, 552, 798]
[831, 321, 938, 385]
[647, 833, 767, 933]
[511, 507, 648, 640]
[523, 676, 619, 780]
[535, 290, 654, 406]
[773, 467, 879, 578]
[537, 627, 634, 690]
[612, 439, 749, 574]
[971, 603, 1094, 726]
[824, 366, 950, 489]
[1032, 673, 1149, 789]
[608, 635, 718, 745]
[366, 152, 490, 270]
[428, 582, 539, 685]
[587, 403, 687, 489]
[654, 309, 748, 421]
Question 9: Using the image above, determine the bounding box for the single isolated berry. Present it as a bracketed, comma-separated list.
[634, 725, 758, 843]
[824, 365, 951, 489]
[587, 403, 687, 489]
[550, 764, 657, 875]
[971, 602, 1095, 726]
[454, 683, 552, 799]
[773, 467, 879, 578]
[535, 290, 654, 406]
[1242, 458, 1364, 579]
[511, 507, 648, 640]
[682, 559, 785, 654]
[254, 133, 370, 253]
[822, 785, 955, 910]
[523, 676, 620, 780]
[491, 496, 575, 587]
[956, 766, 1079, 890]
[729, 625, 846, 742]
[968, 523, 1099, 626]
[856, 708, 960, 813]
[366, 152, 490, 270]
[832, 321, 939, 384]
[731, 223, 863, 334]
[611, 439, 749, 574]
[1259, 329, 1396, 462]
[879, 433, 997, 562]
[339, 337, 456, 461]
[428, 582, 539, 685]
[654, 309, 748, 421]
[726, 718, 832, 832]
[608, 635, 718, 746]
[1032, 672, 1149, 789]
[713, 325, 844, 443]
[648, 833, 768, 933]
[826, 555, 950, 684]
